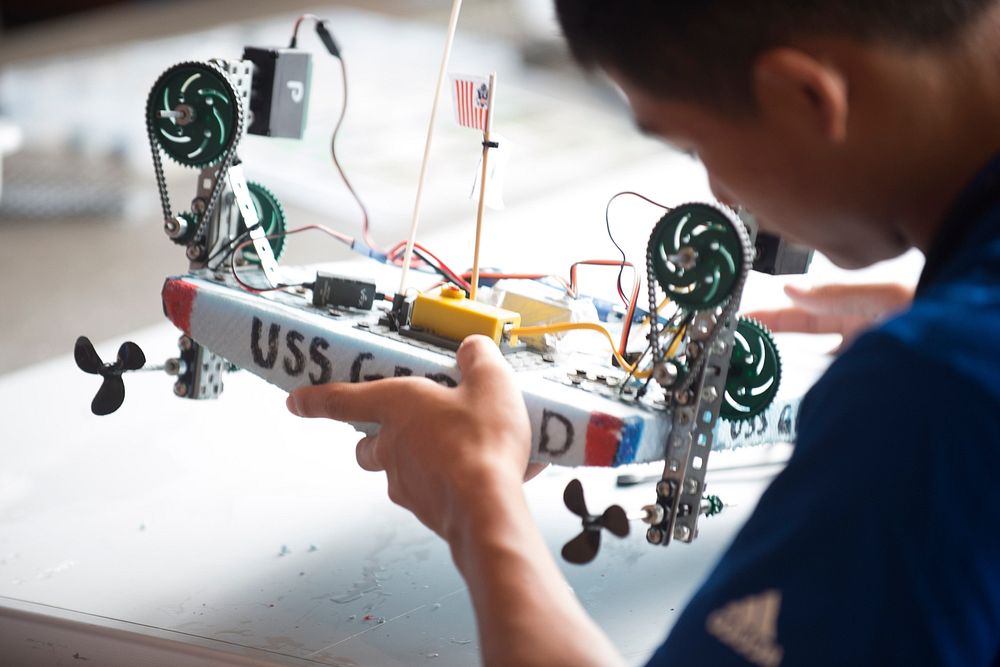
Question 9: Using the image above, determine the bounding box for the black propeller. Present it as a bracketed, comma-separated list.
[74, 336, 146, 415]
[561, 479, 630, 564]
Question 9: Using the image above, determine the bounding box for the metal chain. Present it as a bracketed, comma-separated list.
[646, 243, 664, 365]
[145, 60, 244, 248]
[674, 207, 753, 394]
[147, 121, 174, 225]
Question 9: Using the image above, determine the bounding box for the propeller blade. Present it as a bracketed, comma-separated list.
[116, 341, 146, 372]
[563, 479, 589, 518]
[561, 530, 601, 565]
[601, 505, 630, 538]
[74, 336, 104, 375]
[91, 376, 126, 416]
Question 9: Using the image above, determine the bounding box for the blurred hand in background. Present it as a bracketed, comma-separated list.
[746, 283, 914, 353]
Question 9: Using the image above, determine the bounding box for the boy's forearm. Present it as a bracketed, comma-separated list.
[448, 472, 626, 667]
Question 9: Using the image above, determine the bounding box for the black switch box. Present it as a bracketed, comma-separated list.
[242, 47, 312, 139]
[312, 273, 377, 311]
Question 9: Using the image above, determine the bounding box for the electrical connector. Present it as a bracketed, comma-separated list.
[315, 22, 342, 59]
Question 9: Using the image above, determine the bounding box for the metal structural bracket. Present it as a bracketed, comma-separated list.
[656, 306, 740, 546]
[226, 163, 281, 287]
[173, 336, 227, 400]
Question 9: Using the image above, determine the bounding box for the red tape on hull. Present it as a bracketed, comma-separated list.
[161, 278, 198, 336]
[584, 413, 623, 467]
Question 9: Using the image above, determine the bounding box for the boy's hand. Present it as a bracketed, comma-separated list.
[285, 335, 535, 541]
[746, 283, 913, 352]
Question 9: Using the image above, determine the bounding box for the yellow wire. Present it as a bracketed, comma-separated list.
[509, 322, 636, 373]
[666, 325, 687, 359]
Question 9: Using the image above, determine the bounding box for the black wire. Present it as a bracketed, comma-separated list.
[412, 248, 466, 291]
[604, 195, 631, 302]
[207, 229, 253, 271]
[619, 309, 693, 398]
[619, 341, 653, 396]
[604, 191, 671, 304]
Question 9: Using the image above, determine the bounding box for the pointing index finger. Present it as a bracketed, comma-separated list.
[288, 382, 388, 424]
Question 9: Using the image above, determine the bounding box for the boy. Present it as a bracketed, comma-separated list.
[287, 1, 1000, 664]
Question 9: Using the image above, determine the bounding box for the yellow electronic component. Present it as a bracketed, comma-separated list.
[411, 286, 522, 346]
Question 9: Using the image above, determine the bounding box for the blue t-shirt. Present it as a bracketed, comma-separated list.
[649, 156, 1000, 667]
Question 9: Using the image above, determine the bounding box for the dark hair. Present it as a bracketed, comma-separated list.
[555, 0, 996, 109]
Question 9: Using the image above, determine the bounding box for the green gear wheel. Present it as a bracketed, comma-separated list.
[721, 318, 782, 422]
[702, 495, 724, 517]
[648, 203, 747, 310]
[148, 63, 239, 168]
[235, 182, 287, 264]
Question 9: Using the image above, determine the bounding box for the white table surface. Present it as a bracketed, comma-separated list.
[0, 148, 926, 666]
[0, 324, 813, 666]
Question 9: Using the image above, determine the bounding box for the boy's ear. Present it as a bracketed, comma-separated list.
[752, 48, 849, 143]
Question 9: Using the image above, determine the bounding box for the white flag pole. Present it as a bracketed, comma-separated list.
[469, 72, 497, 302]
[397, 0, 464, 298]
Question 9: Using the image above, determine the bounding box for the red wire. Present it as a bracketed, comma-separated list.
[567, 260, 640, 355]
[569, 259, 635, 302]
[459, 271, 574, 294]
[412, 243, 471, 291]
[291, 13, 321, 44]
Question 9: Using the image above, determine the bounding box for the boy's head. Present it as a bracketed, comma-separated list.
[555, 0, 1000, 268]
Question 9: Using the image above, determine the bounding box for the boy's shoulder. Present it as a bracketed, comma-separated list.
[800, 281, 1000, 453]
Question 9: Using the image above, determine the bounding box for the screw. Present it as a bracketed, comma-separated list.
[173, 381, 188, 397]
[656, 480, 673, 497]
[186, 244, 205, 261]
[641, 504, 665, 525]
[646, 527, 664, 545]
[164, 358, 187, 376]
[691, 313, 717, 340]
[164, 216, 187, 239]
[701, 386, 719, 404]
[670, 246, 698, 270]
[671, 432, 691, 450]
[191, 198, 207, 214]
[684, 477, 700, 495]
[178, 336, 193, 351]
[653, 362, 679, 388]
[674, 524, 692, 541]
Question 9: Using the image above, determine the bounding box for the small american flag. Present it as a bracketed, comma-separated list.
[450, 74, 492, 131]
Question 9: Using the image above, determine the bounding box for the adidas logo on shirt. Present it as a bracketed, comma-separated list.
[706, 589, 784, 667]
